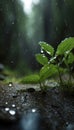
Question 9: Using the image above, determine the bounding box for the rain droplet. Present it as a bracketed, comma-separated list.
[5, 108, 9, 111]
[32, 109, 36, 113]
[9, 110, 16, 115]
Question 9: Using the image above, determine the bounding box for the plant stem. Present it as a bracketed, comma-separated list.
[65, 61, 72, 86]
[57, 64, 63, 85]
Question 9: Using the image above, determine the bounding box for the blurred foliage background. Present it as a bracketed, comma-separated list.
[0, 0, 74, 76]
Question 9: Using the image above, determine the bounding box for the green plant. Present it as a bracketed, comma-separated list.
[20, 37, 74, 92]
[55, 38, 74, 86]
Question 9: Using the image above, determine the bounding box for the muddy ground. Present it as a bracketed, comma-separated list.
[0, 82, 74, 130]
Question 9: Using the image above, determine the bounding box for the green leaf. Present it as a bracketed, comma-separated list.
[49, 56, 56, 63]
[35, 54, 48, 65]
[56, 37, 74, 55]
[39, 42, 54, 56]
[40, 64, 58, 81]
[67, 52, 74, 64]
[20, 74, 40, 84]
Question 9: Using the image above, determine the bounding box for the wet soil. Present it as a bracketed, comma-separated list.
[0, 83, 74, 130]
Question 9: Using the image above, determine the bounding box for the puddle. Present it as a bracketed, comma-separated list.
[66, 123, 74, 130]
[0, 107, 74, 130]
[20, 108, 41, 130]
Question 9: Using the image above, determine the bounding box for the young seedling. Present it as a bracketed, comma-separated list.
[20, 37, 74, 93]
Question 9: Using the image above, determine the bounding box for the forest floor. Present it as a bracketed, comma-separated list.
[0, 82, 74, 130]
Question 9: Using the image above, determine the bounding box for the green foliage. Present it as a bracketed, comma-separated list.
[36, 54, 48, 65]
[39, 42, 54, 56]
[40, 64, 58, 81]
[21, 37, 74, 92]
[20, 74, 40, 84]
[56, 37, 74, 55]
[67, 52, 74, 64]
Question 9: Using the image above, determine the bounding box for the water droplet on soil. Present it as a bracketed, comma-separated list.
[12, 104, 16, 107]
[5, 102, 8, 105]
[9, 110, 16, 115]
[8, 82, 13, 87]
[5, 108, 9, 111]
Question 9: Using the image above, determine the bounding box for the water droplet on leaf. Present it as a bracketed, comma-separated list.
[41, 49, 43, 53]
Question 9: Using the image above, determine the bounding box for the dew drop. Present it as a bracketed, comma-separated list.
[41, 49, 43, 53]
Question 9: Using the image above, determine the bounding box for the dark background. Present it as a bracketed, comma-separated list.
[0, 0, 74, 75]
